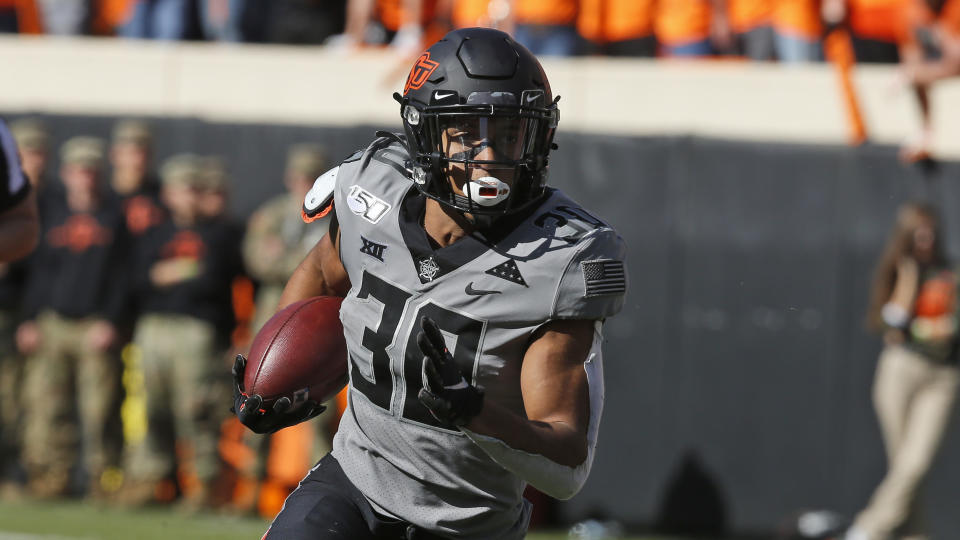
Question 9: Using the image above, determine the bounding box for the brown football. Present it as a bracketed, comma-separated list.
[244, 296, 348, 408]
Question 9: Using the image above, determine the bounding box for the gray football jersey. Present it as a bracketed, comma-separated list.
[329, 138, 627, 539]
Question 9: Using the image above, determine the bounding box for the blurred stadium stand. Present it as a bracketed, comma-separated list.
[4, 36, 960, 537]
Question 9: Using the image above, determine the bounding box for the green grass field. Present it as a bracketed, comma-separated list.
[0, 500, 657, 540]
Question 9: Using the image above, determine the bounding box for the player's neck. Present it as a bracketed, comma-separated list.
[423, 198, 473, 248]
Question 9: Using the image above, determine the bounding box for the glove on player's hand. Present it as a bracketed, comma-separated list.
[231, 354, 325, 434]
[417, 316, 484, 427]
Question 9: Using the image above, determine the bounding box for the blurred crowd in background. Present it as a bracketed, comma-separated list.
[0, 0, 956, 64]
[0, 117, 340, 517]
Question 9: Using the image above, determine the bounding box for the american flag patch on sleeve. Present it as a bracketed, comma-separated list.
[581, 260, 626, 297]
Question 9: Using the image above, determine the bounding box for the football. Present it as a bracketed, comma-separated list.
[244, 296, 349, 408]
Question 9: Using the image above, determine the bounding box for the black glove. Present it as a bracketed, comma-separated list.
[231, 354, 326, 434]
[416, 317, 484, 427]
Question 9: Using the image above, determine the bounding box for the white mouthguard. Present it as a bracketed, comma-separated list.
[466, 177, 511, 207]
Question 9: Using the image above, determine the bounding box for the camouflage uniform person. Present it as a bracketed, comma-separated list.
[245, 144, 330, 333]
[124, 155, 242, 508]
[17, 137, 130, 499]
[109, 120, 165, 238]
[10, 119, 50, 191]
[0, 120, 50, 495]
[197, 155, 230, 223]
[238, 145, 333, 508]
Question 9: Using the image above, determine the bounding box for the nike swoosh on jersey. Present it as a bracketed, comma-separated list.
[465, 282, 501, 296]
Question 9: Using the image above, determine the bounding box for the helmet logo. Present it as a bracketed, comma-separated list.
[404, 52, 440, 94]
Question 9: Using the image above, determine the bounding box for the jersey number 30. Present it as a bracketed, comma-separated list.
[350, 270, 484, 430]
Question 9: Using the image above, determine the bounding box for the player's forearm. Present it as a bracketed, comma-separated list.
[462, 400, 596, 499]
[465, 399, 587, 467]
[278, 252, 334, 309]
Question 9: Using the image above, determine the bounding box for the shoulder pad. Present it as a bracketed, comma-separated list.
[553, 228, 627, 320]
[302, 166, 338, 223]
[341, 149, 363, 163]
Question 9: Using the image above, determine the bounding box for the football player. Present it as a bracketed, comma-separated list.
[233, 28, 628, 539]
[0, 118, 38, 262]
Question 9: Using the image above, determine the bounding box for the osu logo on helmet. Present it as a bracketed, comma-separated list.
[404, 52, 439, 94]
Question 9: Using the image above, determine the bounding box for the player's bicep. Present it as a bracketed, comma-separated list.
[520, 319, 596, 460]
[277, 224, 349, 309]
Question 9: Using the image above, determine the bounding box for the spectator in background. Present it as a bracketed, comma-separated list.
[265, 0, 346, 45]
[16, 137, 129, 500]
[510, 0, 581, 56]
[36, 0, 88, 34]
[123, 154, 241, 509]
[720, 0, 776, 59]
[239, 144, 331, 514]
[894, 0, 960, 162]
[655, 0, 716, 57]
[578, 0, 657, 56]
[0, 119, 48, 498]
[196, 155, 229, 221]
[849, 202, 959, 540]
[0, 0, 42, 33]
[436, 0, 511, 31]
[243, 144, 328, 335]
[330, 0, 430, 51]
[90, 0, 136, 35]
[120, 0, 196, 40]
[197, 0, 243, 41]
[109, 120, 165, 238]
[772, 0, 823, 62]
[823, 0, 905, 62]
[0, 118, 39, 497]
[10, 119, 52, 202]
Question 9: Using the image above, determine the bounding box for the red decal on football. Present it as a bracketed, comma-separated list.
[245, 296, 348, 408]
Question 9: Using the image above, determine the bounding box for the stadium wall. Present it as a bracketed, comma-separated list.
[5, 37, 960, 536]
[3, 35, 960, 157]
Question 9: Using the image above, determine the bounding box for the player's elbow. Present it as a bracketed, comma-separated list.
[545, 478, 586, 500]
[555, 435, 589, 468]
[536, 462, 590, 500]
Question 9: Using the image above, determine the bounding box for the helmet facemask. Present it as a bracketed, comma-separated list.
[401, 90, 559, 221]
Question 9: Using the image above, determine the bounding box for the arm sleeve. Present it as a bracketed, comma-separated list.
[462, 321, 606, 500]
[551, 228, 628, 320]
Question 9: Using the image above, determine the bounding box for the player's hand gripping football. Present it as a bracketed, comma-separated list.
[417, 316, 484, 427]
[231, 354, 326, 434]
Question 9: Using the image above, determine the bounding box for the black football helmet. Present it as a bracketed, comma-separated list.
[396, 27, 559, 220]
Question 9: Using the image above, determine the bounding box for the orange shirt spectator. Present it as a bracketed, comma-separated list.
[722, 0, 775, 58]
[893, 0, 960, 161]
[849, 0, 906, 42]
[0, 0, 42, 33]
[897, 0, 960, 46]
[514, 0, 578, 27]
[451, 0, 492, 28]
[655, 0, 714, 55]
[578, 0, 654, 43]
[511, 0, 582, 56]
[91, 0, 134, 35]
[772, 0, 822, 40]
[728, 0, 773, 33]
[578, 0, 656, 55]
[378, 0, 436, 32]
